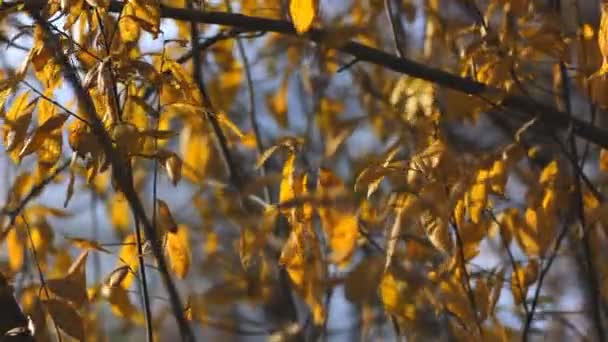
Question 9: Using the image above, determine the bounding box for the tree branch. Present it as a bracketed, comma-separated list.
[27, 10, 195, 342]
[106, 1, 608, 150]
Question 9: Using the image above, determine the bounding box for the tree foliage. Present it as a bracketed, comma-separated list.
[0, 0, 607, 341]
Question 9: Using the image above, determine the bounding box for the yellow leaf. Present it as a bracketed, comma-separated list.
[117, 234, 138, 289]
[3, 91, 36, 161]
[421, 210, 452, 254]
[279, 222, 325, 325]
[132, 0, 160, 37]
[289, 0, 317, 34]
[518, 208, 541, 256]
[119, 10, 141, 43]
[166, 224, 191, 279]
[279, 152, 296, 206]
[109, 192, 130, 232]
[440, 276, 475, 323]
[19, 113, 68, 159]
[317, 168, 358, 266]
[43, 299, 84, 341]
[489, 159, 507, 194]
[539, 160, 559, 184]
[598, 4, 608, 74]
[266, 75, 289, 127]
[328, 213, 358, 265]
[511, 260, 539, 305]
[6, 228, 24, 272]
[600, 149, 608, 172]
[103, 285, 144, 325]
[380, 272, 416, 321]
[205, 231, 219, 255]
[541, 188, 556, 213]
[180, 126, 210, 182]
[469, 174, 488, 224]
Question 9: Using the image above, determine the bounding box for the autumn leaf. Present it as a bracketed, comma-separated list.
[43, 299, 84, 341]
[290, 0, 317, 34]
[344, 256, 384, 304]
[46, 251, 88, 306]
[166, 224, 191, 279]
[157, 199, 178, 233]
[7, 227, 24, 272]
[597, 3, 608, 75]
[279, 152, 297, 209]
[600, 149, 608, 172]
[117, 234, 139, 289]
[279, 222, 326, 325]
[19, 113, 68, 159]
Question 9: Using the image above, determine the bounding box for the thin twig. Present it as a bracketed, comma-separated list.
[450, 218, 483, 337]
[21, 215, 63, 342]
[522, 222, 569, 341]
[560, 61, 606, 342]
[487, 210, 530, 316]
[1, 160, 71, 238]
[28, 11, 195, 342]
[223, 0, 270, 203]
[384, 0, 406, 58]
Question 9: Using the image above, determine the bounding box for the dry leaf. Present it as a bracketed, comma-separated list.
[43, 299, 84, 341]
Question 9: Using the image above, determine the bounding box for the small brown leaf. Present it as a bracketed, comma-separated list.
[63, 169, 75, 208]
[46, 251, 88, 306]
[65, 236, 111, 254]
[157, 199, 178, 233]
[164, 153, 182, 186]
[344, 256, 384, 304]
[43, 299, 84, 341]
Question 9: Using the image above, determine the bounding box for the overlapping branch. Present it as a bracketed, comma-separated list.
[3, 0, 607, 146]
[93, 1, 608, 149]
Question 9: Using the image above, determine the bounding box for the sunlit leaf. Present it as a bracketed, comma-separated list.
[289, 0, 317, 33]
[117, 234, 138, 289]
[166, 224, 191, 279]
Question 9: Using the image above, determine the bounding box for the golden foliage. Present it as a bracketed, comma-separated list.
[289, 0, 317, 34]
[0, 0, 604, 339]
[165, 224, 191, 279]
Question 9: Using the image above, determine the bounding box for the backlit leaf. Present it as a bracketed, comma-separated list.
[166, 224, 191, 279]
[290, 0, 317, 34]
[7, 228, 24, 272]
[117, 234, 138, 289]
